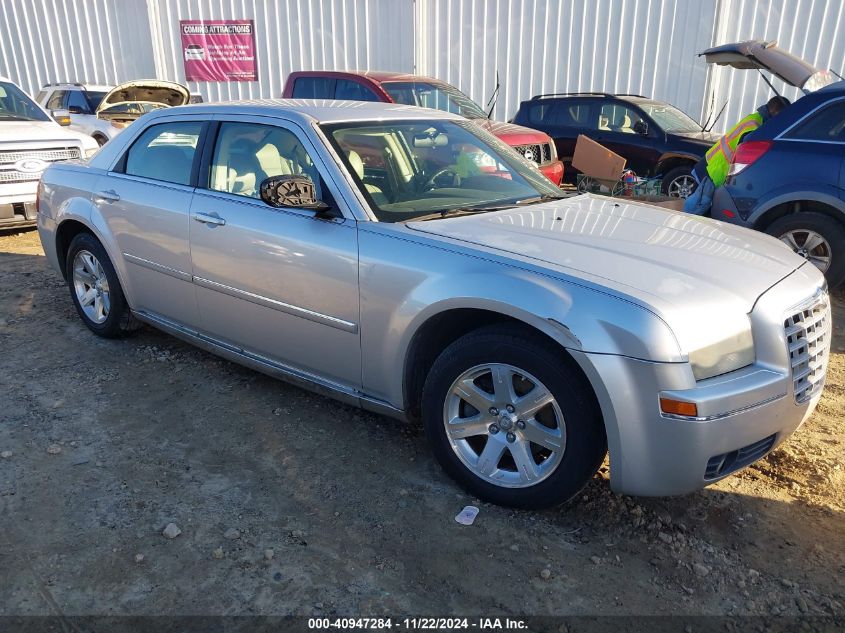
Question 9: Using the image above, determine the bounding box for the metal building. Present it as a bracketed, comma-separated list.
[1, 0, 843, 132]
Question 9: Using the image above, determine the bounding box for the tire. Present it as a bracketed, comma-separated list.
[65, 232, 138, 337]
[421, 324, 607, 509]
[662, 165, 696, 198]
[765, 212, 845, 288]
[92, 134, 108, 147]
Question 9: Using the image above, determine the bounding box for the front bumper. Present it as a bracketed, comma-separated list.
[571, 264, 830, 496]
[0, 186, 38, 228]
[539, 160, 565, 187]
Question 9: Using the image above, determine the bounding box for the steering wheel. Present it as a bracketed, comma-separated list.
[422, 168, 460, 191]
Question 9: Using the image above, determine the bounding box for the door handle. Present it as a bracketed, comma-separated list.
[94, 189, 120, 203]
[192, 212, 226, 226]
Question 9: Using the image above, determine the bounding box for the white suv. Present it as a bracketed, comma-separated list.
[35, 83, 115, 146]
[1, 77, 98, 228]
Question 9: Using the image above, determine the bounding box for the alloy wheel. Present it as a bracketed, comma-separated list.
[72, 249, 111, 324]
[667, 174, 696, 198]
[779, 229, 832, 273]
[443, 363, 566, 488]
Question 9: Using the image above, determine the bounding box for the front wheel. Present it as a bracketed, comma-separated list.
[766, 212, 845, 287]
[66, 232, 137, 337]
[421, 325, 607, 509]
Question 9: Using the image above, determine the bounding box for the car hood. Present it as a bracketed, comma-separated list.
[407, 194, 804, 323]
[96, 80, 190, 115]
[471, 118, 552, 145]
[699, 40, 835, 93]
[669, 129, 721, 145]
[0, 120, 93, 146]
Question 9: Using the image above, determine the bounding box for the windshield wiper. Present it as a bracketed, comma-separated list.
[411, 203, 517, 222]
[515, 193, 567, 205]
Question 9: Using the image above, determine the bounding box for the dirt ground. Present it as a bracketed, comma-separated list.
[0, 228, 843, 620]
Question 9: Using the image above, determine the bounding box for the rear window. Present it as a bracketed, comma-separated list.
[292, 77, 336, 99]
[784, 100, 845, 142]
[335, 79, 379, 102]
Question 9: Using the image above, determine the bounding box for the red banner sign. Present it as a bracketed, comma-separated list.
[180, 20, 257, 82]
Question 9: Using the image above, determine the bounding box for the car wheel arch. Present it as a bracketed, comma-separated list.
[654, 154, 697, 176]
[752, 194, 845, 231]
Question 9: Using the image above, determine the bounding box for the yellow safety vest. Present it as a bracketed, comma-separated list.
[705, 112, 763, 187]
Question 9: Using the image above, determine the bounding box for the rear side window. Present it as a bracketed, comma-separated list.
[335, 79, 379, 102]
[292, 77, 336, 99]
[785, 101, 845, 142]
[528, 102, 591, 127]
[124, 121, 202, 186]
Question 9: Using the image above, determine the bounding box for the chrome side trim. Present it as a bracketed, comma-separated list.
[132, 309, 406, 421]
[658, 392, 786, 422]
[123, 253, 192, 281]
[192, 276, 359, 334]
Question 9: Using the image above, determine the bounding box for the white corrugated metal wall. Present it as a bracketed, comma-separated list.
[1, 0, 843, 133]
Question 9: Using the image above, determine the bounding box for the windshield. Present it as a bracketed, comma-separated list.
[381, 81, 489, 120]
[323, 119, 562, 222]
[0, 82, 50, 122]
[638, 102, 702, 133]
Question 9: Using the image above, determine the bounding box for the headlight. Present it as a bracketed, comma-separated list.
[688, 319, 755, 381]
[84, 147, 99, 158]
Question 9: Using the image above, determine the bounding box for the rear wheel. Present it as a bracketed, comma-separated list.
[66, 232, 137, 337]
[766, 212, 845, 287]
[662, 166, 696, 198]
[421, 324, 606, 509]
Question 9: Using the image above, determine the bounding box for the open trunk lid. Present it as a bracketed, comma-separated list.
[699, 40, 835, 93]
[95, 80, 190, 126]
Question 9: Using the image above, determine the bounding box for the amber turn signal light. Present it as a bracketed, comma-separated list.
[660, 398, 698, 417]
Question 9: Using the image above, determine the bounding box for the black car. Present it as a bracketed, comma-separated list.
[512, 93, 720, 197]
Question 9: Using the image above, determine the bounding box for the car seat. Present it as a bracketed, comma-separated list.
[140, 146, 194, 185]
[347, 150, 388, 205]
[226, 140, 269, 197]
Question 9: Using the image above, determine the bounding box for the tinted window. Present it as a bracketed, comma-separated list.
[0, 82, 51, 121]
[209, 121, 327, 201]
[46, 90, 66, 110]
[85, 91, 108, 109]
[785, 101, 845, 142]
[67, 90, 91, 113]
[124, 122, 202, 186]
[599, 104, 645, 134]
[528, 102, 592, 127]
[381, 81, 488, 119]
[335, 79, 379, 102]
[292, 77, 336, 99]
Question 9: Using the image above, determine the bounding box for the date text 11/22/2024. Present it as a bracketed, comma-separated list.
[308, 618, 528, 630]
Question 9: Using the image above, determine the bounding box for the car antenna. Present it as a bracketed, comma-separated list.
[705, 100, 728, 132]
[701, 88, 717, 131]
[486, 70, 500, 118]
[830, 68, 844, 81]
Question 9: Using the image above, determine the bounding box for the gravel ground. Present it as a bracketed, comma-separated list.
[0, 228, 843, 618]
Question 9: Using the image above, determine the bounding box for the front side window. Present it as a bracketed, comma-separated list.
[785, 101, 845, 142]
[124, 121, 202, 186]
[324, 119, 562, 222]
[209, 122, 326, 200]
[381, 81, 488, 120]
[67, 90, 91, 114]
[0, 82, 50, 122]
[598, 104, 646, 134]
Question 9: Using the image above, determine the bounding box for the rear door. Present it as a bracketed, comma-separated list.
[525, 100, 595, 179]
[93, 115, 206, 326]
[188, 116, 361, 389]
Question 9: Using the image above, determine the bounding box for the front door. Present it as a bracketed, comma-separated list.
[93, 117, 205, 326]
[594, 103, 659, 176]
[189, 117, 361, 390]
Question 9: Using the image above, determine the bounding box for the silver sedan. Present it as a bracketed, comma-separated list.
[37, 100, 831, 508]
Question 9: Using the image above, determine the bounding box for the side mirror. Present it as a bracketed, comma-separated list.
[260, 175, 333, 214]
[633, 120, 649, 135]
[51, 109, 72, 126]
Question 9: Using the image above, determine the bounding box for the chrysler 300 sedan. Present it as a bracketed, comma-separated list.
[37, 100, 831, 508]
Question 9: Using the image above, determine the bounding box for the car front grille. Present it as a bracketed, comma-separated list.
[704, 434, 777, 480]
[784, 291, 831, 404]
[0, 147, 81, 184]
[514, 143, 553, 166]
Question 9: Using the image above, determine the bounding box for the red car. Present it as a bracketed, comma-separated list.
[282, 70, 564, 186]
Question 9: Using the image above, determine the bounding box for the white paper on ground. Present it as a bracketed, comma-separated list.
[454, 505, 480, 525]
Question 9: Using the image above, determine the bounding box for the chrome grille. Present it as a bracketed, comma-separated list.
[0, 148, 81, 164]
[784, 291, 831, 403]
[0, 147, 81, 184]
[514, 143, 553, 166]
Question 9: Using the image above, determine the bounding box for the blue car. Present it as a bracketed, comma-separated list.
[701, 41, 844, 286]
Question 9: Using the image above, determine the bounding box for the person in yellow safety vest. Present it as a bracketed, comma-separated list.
[684, 96, 790, 215]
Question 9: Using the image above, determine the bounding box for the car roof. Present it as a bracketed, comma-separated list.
[152, 98, 463, 124]
[40, 82, 113, 91]
[523, 93, 664, 107]
[289, 69, 448, 85]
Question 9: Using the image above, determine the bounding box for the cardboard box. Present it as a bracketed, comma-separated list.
[629, 195, 686, 212]
[571, 134, 626, 181]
